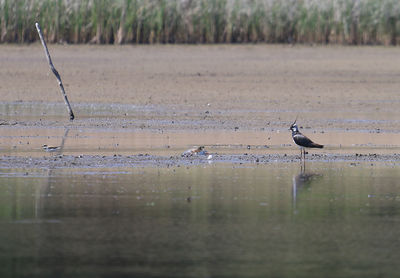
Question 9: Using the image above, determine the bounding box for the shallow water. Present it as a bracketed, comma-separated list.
[1, 162, 400, 277]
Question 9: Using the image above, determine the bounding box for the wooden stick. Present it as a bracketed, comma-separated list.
[35, 22, 75, 121]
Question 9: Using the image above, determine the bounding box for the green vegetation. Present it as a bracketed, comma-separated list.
[0, 0, 399, 45]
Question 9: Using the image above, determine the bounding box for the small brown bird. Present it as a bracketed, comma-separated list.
[182, 146, 206, 156]
[182, 146, 212, 159]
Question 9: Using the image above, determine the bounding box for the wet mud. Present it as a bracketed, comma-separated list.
[0, 45, 399, 168]
[0, 153, 399, 170]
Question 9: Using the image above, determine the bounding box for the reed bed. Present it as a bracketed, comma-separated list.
[0, 0, 399, 45]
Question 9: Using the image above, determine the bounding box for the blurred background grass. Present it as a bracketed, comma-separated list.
[0, 0, 399, 45]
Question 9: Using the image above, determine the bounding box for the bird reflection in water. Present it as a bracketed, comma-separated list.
[292, 164, 322, 214]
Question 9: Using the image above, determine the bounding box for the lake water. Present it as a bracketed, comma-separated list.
[1, 162, 399, 278]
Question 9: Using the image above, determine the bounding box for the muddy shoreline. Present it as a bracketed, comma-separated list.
[1, 45, 399, 131]
[1, 153, 399, 170]
[1, 45, 399, 169]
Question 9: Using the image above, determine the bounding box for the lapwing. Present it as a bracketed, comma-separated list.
[289, 119, 323, 160]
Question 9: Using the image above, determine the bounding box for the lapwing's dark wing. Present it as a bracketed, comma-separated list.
[293, 133, 323, 148]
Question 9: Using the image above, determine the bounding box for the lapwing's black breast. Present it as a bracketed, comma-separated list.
[293, 133, 314, 148]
